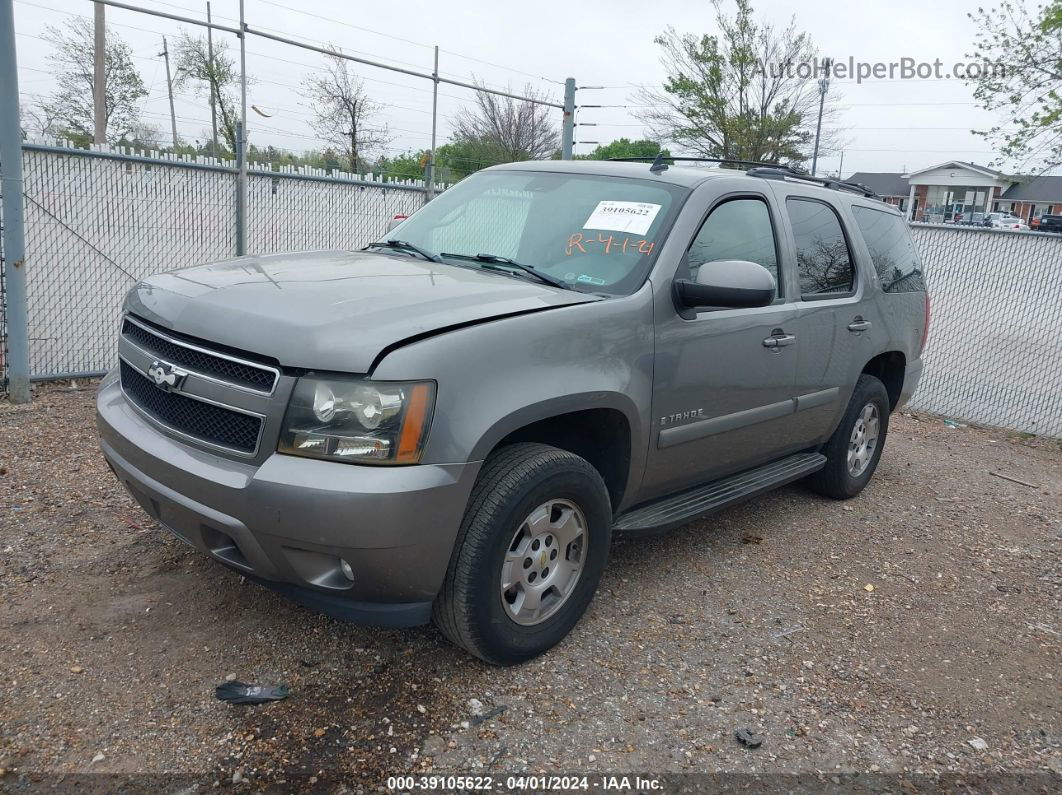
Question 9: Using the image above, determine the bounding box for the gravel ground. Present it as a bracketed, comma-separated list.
[1, 383, 1059, 791]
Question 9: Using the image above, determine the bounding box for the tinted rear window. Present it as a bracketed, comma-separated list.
[851, 206, 926, 293]
[786, 198, 855, 297]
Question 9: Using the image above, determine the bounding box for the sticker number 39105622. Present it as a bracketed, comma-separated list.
[583, 201, 662, 235]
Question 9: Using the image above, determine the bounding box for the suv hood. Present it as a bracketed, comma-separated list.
[125, 249, 599, 373]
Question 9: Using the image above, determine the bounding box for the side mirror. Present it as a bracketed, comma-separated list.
[674, 259, 776, 310]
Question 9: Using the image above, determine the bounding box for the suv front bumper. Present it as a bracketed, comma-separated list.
[96, 372, 481, 626]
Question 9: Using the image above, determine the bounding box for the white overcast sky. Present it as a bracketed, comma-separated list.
[12, 0, 1014, 176]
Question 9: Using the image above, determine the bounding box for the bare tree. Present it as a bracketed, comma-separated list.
[40, 17, 148, 144]
[21, 104, 63, 139]
[174, 32, 241, 154]
[304, 52, 390, 173]
[636, 0, 841, 166]
[452, 80, 560, 161]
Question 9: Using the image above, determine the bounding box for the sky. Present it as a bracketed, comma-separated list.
[10, 0, 1017, 177]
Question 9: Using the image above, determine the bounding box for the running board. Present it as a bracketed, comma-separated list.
[613, 452, 826, 534]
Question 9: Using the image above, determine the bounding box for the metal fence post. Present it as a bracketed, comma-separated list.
[0, 0, 31, 402]
[426, 45, 439, 201]
[561, 77, 575, 160]
[235, 120, 246, 255]
[235, 0, 248, 255]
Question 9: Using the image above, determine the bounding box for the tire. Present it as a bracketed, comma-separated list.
[805, 374, 890, 500]
[432, 443, 612, 665]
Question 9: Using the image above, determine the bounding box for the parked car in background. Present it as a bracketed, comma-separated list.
[985, 213, 1030, 230]
[1037, 214, 1062, 233]
[97, 159, 929, 664]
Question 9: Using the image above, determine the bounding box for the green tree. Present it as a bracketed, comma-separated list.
[434, 137, 510, 179]
[39, 17, 148, 144]
[301, 148, 345, 172]
[967, 0, 1062, 170]
[374, 151, 429, 181]
[575, 138, 670, 160]
[637, 0, 837, 166]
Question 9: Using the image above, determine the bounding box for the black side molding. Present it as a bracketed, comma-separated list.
[659, 389, 840, 449]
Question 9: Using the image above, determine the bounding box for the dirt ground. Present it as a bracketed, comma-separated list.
[1, 383, 1059, 791]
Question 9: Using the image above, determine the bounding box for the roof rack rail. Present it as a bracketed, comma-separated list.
[606, 155, 881, 199]
[608, 155, 800, 172]
[745, 166, 881, 199]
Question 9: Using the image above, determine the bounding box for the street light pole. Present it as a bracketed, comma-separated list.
[811, 57, 832, 177]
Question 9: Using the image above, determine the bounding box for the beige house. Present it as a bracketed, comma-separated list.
[848, 161, 1062, 226]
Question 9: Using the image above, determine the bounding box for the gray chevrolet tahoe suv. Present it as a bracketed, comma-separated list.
[97, 159, 928, 664]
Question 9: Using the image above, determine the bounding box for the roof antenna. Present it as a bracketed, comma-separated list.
[649, 152, 669, 173]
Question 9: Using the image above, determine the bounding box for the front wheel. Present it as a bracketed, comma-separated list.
[433, 443, 612, 665]
[805, 374, 891, 499]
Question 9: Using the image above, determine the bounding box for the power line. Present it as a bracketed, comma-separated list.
[16, 3, 515, 115]
[252, 0, 564, 86]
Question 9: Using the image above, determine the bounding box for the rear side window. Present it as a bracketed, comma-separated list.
[687, 198, 779, 294]
[852, 206, 926, 293]
[786, 198, 854, 297]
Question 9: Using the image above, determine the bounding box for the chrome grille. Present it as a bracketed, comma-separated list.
[119, 360, 263, 454]
[121, 317, 278, 393]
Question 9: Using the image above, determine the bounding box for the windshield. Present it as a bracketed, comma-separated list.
[386, 170, 686, 295]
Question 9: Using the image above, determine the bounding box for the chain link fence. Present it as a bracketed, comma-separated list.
[907, 224, 1062, 437]
[247, 171, 423, 254]
[2, 148, 1061, 437]
[1, 143, 426, 381]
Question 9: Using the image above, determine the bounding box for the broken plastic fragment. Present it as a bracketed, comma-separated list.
[734, 728, 763, 748]
[215, 681, 290, 704]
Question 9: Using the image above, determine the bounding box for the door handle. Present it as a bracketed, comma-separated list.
[763, 333, 796, 348]
[847, 319, 872, 332]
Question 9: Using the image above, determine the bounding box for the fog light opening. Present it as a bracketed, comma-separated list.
[339, 558, 355, 582]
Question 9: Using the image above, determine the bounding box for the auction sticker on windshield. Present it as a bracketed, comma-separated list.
[583, 201, 662, 235]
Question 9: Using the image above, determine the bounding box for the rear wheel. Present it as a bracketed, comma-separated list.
[433, 443, 612, 665]
[806, 374, 890, 499]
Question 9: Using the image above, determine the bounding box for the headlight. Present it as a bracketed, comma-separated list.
[278, 376, 435, 465]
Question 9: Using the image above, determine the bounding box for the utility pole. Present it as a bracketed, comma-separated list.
[160, 37, 179, 150]
[427, 45, 439, 199]
[837, 150, 845, 179]
[0, 0, 30, 402]
[92, 1, 106, 144]
[206, 1, 219, 154]
[811, 57, 832, 177]
[561, 77, 575, 160]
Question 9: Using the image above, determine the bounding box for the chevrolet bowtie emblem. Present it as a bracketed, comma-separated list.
[146, 360, 188, 392]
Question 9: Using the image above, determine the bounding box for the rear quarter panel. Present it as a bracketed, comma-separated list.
[843, 197, 928, 368]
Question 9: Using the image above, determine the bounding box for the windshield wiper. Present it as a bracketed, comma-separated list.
[440, 252, 571, 290]
[365, 239, 444, 264]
